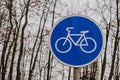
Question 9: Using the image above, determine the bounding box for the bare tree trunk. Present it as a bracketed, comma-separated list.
[28, 1, 49, 79]
[8, 25, 20, 80]
[108, 0, 119, 79]
[100, 0, 113, 79]
[115, 42, 119, 80]
[82, 67, 88, 80]
[46, 51, 52, 80]
[90, 61, 98, 80]
[61, 65, 65, 80]
[68, 67, 71, 80]
[46, 0, 57, 80]
[4, 37, 14, 78]
[28, 1, 50, 79]
[1, 0, 13, 79]
[100, 26, 110, 80]
[16, 0, 30, 80]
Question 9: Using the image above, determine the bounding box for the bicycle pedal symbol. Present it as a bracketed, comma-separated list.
[55, 27, 97, 53]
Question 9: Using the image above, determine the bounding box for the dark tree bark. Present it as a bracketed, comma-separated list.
[68, 67, 71, 80]
[28, 1, 48, 79]
[8, 21, 20, 80]
[101, 25, 110, 80]
[108, 0, 119, 79]
[1, 0, 13, 80]
[27, 1, 50, 79]
[100, 0, 113, 79]
[16, 0, 31, 80]
[46, 0, 57, 80]
[46, 51, 52, 80]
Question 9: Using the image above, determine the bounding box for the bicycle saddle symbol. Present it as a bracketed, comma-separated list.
[55, 27, 97, 53]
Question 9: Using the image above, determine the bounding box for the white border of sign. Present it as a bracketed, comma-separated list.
[49, 15, 105, 67]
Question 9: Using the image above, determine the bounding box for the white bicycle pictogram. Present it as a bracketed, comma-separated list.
[55, 27, 97, 53]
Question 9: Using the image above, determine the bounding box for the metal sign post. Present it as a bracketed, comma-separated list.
[74, 67, 80, 80]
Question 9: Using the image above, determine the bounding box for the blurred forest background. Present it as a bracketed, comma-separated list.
[0, 0, 120, 80]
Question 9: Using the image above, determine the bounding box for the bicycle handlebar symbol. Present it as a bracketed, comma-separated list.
[55, 27, 97, 53]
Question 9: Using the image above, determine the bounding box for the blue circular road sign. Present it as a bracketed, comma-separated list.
[50, 15, 104, 67]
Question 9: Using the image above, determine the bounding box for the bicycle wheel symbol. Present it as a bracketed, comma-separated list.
[80, 37, 97, 53]
[55, 37, 72, 53]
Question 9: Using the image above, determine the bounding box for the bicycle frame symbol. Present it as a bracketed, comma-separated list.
[55, 27, 97, 53]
